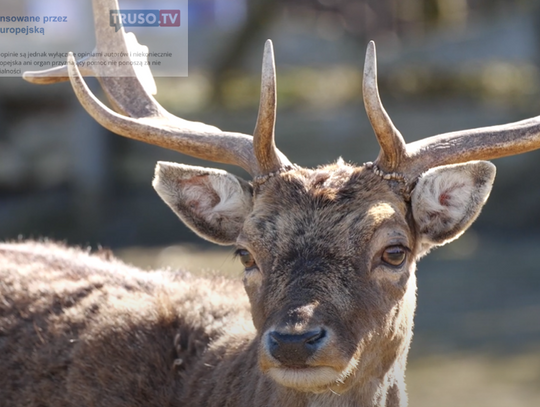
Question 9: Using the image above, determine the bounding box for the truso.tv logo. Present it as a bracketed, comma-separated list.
[110, 9, 180, 32]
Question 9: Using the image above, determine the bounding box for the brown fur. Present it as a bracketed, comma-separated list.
[0, 241, 253, 407]
[1, 160, 495, 407]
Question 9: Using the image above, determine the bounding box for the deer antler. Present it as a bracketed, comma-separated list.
[23, 0, 290, 177]
[253, 41, 285, 174]
[22, 0, 156, 95]
[363, 41, 540, 183]
[363, 41, 407, 172]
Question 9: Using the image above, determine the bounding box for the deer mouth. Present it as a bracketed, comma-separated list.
[266, 366, 342, 391]
[259, 325, 357, 391]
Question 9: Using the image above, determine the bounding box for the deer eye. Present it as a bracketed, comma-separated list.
[382, 246, 407, 267]
[235, 249, 257, 270]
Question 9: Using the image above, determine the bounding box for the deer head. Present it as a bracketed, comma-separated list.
[23, 0, 540, 402]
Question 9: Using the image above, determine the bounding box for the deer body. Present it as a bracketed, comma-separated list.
[0, 238, 406, 407]
[1, 160, 494, 407]
[8, 0, 540, 405]
[0, 241, 245, 407]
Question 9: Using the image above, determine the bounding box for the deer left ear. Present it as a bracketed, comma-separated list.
[153, 162, 253, 245]
[411, 161, 496, 255]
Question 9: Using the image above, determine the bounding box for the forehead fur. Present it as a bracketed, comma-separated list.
[254, 161, 406, 214]
[244, 161, 409, 253]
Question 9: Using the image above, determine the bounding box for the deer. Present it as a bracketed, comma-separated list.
[2, 0, 540, 406]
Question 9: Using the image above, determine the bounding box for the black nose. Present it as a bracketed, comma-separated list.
[267, 328, 327, 367]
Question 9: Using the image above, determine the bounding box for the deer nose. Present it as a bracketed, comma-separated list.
[267, 328, 327, 367]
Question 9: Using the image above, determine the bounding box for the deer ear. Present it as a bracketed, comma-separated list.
[152, 162, 253, 245]
[411, 161, 495, 254]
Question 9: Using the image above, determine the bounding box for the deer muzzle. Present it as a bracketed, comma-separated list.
[266, 328, 327, 367]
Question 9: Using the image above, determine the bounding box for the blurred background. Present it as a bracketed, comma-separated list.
[1, 0, 540, 405]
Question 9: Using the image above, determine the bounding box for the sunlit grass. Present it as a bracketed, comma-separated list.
[407, 351, 540, 407]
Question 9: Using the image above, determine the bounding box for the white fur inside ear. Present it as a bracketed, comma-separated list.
[179, 171, 250, 222]
[411, 161, 495, 252]
[152, 162, 253, 244]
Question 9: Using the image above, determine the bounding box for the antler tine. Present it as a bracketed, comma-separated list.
[404, 116, 540, 179]
[23, 0, 127, 84]
[363, 41, 407, 172]
[253, 40, 292, 174]
[24, 0, 159, 116]
[65, 52, 263, 175]
[23, 0, 157, 99]
[26, 0, 291, 177]
[362, 41, 540, 184]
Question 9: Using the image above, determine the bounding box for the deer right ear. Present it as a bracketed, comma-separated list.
[153, 162, 253, 245]
[411, 161, 496, 255]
